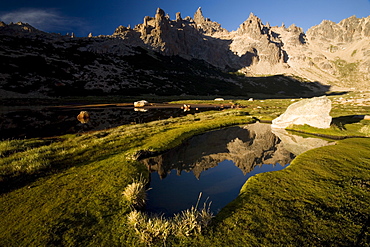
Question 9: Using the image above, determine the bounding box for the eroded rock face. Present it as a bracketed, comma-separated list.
[1, 9, 369, 95]
[307, 15, 370, 43]
[271, 96, 332, 129]
[111, 8, 286, 70]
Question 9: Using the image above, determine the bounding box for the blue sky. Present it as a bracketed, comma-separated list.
[0, 0, 369, 37]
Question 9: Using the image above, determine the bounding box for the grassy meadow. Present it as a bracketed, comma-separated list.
[1, 93, 370, 246]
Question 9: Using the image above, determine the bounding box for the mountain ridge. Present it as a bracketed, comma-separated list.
[0, 8, 369, 97]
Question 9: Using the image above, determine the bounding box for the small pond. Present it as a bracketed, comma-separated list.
[0, 104, 222, 139]
[142, 123, 333, 216]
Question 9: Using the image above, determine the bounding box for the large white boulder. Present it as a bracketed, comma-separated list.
[271, 96, 332, 129]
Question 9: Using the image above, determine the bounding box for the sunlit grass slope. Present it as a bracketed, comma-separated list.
[0, 110, 253, 246]
[1, 94, 370, 246]
[195, 137, 370, 246]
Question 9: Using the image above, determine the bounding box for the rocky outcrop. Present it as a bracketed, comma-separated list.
[303, 15, 370, 88]
[110, 8, 288, 71]
[0, 21, 44, 35]
[0, 9, 369, 96]
[271, 96, 332, 129]
[307, 15, 370, 43]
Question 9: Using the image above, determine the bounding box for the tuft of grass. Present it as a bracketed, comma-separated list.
[126, 193, 213, 245]
[173, 203, 213, 237]
[127, 210, 171, 245]
[359, 125, 370, 135]
[122, 177, 149, 209]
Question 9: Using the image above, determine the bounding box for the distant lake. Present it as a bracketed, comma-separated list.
[142, 123, 333, 216]
[0, 103, 224, 139]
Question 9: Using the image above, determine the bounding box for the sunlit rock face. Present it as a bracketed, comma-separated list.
[1, 10, 369, 96]
[271, 96, 332, 129]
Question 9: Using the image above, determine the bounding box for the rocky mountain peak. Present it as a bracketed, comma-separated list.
[194, 7, 205, 24]
[191, 8, 227, 36]
[307, 15, 370, 43]
[0, 8, 369, 96]
[175, 12, 182, 22]
[236, 12, 264, 38]
[0, 21, 44, 36]
[155, 8, 165, 19]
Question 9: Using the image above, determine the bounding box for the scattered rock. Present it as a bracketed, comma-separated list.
[181, 104, 191, 111]
[77, 111, 90, 123]
[271, 96, 332, 129]
[134, 100, 149, 107]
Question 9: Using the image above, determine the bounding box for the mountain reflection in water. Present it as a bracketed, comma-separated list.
[142, 123, 332, 216]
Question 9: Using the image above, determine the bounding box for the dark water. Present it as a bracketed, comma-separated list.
[0, 105, 218, 139]
[146, 160, 287, 216]
[143, 123, 332, 216]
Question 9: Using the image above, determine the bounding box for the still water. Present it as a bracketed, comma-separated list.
[142, 123, 332, 216]
[0, 104, 220, 139]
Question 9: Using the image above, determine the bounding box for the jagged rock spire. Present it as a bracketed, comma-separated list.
[194, 7, 205, 24]
[176, 12, 182, 22]
[154, 8, 169, 30]
[237, 12, 264, 38]
[156, 8, 165, 18]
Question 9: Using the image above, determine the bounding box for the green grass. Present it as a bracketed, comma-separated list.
[197, 137, 370, 246]
[1, 95, 370, 246]
[332, 58, 360, 82]
[288, 119, 370, 138]
[0, 109, 254, 246]
[121, 134, 370, 247]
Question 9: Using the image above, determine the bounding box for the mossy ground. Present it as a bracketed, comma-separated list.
[196, 137, 370, 246]
[1, 93, 370, 246]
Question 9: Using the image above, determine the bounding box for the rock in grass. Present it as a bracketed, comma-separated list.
[271, 96, 332, 129]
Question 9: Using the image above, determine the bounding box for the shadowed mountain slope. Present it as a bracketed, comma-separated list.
[0, 8, 368, 97]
